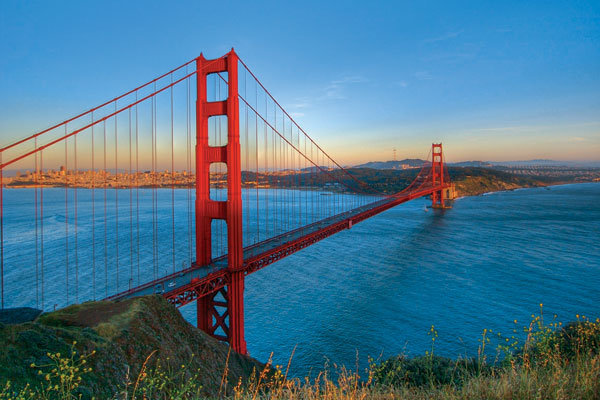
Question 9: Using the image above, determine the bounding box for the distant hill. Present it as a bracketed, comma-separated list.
[449, 161, 493, 167]
[490, 160, 600, 168]
[340, 166, 552, 196]
[354, 159, 495, 170]
[300, 165, 329, 172]
[354, 159, 426, 169]
[354, 159, 600, 170]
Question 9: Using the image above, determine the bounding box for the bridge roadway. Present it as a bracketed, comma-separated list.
[108, 184, 448, 307]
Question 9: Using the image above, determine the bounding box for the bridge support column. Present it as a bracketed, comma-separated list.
[228, 271, 246, 354]
[195, 49, 247, 354]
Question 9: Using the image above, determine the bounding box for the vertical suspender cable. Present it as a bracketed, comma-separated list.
[304, 134, 307, 227]
[217, 77, 222, 257]
[285, 118, 289, 230]
[283, 118, 287, 231]
[311, 143, 313, 224]
[295, 125, 298, 229]
[289, 122, 292, 229]
[269, 96, 274, 236]
[114, 102, 119, 292]
[244, 71, 249, 245]
[255, 96, 260, 242]
[296, 126, 300, 229]
[255, 88, 259, 243]
[136, 92, 140, 283]
[274, 103, 278, 235]
[91, 113, 96, 299]
[152, 83, 157, 279]
[34, 139, 39, 307]
[0, 151, 3, 309]
[242, 69, 247, 245]
[64, 124, 69, 305]
[290, 123, 293, 229]
[186, 73, 192, 267]
[129, 108, 133, 288]
[103, 120, 108, 297]
[289, 120, 292, 230]
[263, 85, 269, 239]
[279, 107, 282, 233]
[270, 100, 274, 236]
[243, 70, 249, 245]
[321, 152, 324, 219]
[289, 121, 293, 230]
[74, 126, 79, 302]
[171, 73, 175, 274]
[40, 150, 45, 309]
[156, 84, 160, 277]
[296, 127, 300, 229]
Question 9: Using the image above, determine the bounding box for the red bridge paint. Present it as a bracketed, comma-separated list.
[195, 50, 246, 354]
[0, 49, 451, 356]
[158, 46, 447, 353]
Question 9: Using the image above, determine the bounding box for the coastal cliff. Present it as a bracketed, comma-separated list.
[0, 296, 263, 398]
[450, 169, 545, 197]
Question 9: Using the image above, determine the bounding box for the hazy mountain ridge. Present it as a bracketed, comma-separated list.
[353, 159, 600, 170]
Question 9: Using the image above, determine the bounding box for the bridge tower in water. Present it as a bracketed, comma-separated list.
[431, 143, 448, 209]
[195, 49, 246, 354]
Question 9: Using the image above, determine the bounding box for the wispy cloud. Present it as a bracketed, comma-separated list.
[285, 97, 310, 118]
[285, 75, 367, 113]
[394, 80, 408, 88]
[291, 99, 310, 109]
[423, 30, 462, 43]
[320, 76, 368, 100]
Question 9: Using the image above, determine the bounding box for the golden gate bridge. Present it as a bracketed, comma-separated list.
[0, 49, 452, 354]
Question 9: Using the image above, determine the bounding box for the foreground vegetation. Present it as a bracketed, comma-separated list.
[0, 296, 263, 398]
[1, 303, 598, 399]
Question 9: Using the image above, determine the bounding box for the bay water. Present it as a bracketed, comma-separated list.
[2, 182, 599, 376]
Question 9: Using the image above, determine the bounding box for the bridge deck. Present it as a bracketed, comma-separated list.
[108, 184, 448, 306]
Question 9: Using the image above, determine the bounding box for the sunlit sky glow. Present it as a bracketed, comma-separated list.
[1, 0, 599, 164]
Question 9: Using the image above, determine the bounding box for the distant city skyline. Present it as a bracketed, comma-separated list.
[1, 1, 598, 164]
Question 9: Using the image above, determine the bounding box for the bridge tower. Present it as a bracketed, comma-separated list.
[431, 143, 446, 209]
[195, 49, 247, 354]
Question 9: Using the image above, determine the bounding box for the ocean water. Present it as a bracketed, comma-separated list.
[188, 182, 598, 376]
[0, 186, 372, 309]
[2, 182, 599, 376]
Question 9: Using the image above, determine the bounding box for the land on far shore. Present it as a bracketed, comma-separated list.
[340, 165, 600, 197]
[2, 162, 599, 198]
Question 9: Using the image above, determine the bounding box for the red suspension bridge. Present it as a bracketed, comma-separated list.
[0, 49, 452, 355]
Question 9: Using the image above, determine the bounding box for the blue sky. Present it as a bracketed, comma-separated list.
[1, 0, 598, 163]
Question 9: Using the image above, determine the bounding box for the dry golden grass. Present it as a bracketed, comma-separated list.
[228, 311, 600, 400]
[1, 309, 598, 399]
